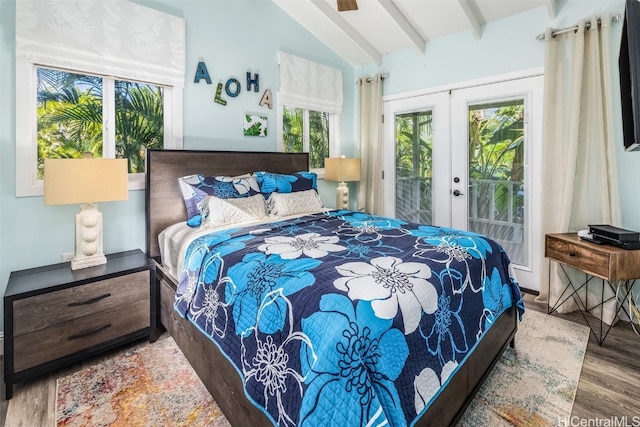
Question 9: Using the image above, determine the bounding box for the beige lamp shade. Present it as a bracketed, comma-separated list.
[44, 158, 129, 205]
[324, 157, 361, 182]
[324, 157, 360, 210]
[44, 158, 128, 270]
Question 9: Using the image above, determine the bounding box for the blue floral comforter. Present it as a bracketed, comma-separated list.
[174, 210, 524, 426]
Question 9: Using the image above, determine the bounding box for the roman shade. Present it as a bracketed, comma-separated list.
[277, 51, 343, 114]
[15, 0, 185, 87]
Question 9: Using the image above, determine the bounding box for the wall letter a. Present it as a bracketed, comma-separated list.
[259, 89, 273, 109]
[194, 61, 212, 84]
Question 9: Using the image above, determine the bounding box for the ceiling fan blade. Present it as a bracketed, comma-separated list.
[337, 0, 358, 12]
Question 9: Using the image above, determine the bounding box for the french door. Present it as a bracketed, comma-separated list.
[383, 75, 543, 293]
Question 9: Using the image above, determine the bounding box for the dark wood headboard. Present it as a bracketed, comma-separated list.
[145, 149, 309, 260]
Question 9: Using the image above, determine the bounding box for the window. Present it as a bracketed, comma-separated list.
[281, 106, 336, 170]
[15, 0, 185, 196]
[277, 52, 343, 173]
[36, 67, 166, 178]
[17, 63, 180, 195]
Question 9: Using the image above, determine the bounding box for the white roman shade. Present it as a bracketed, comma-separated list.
[16, 0, 185, 87]
[278, 51, 343, 114]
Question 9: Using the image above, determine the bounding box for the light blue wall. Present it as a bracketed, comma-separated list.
[364, 0, 639, 234]
[0, 0, 355, 331]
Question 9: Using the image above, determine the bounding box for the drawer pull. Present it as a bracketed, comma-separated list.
[68, 324, 112, 340]
[68, 293, 111, 307]
[569, 252, 577, 257]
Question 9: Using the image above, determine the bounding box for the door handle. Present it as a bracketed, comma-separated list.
[453, 189, 464, 197]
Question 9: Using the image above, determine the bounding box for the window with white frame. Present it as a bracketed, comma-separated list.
[281, 106, 339, 170]
[15, 0, 185, 196]
[277, 52, 343, 173]
[35, 67, 169, 176]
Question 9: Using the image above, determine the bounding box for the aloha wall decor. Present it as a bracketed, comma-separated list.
[243, 114, 268, 137]
[194, 61, 272, 108]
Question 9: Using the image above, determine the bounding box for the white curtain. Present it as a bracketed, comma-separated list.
[357, 74, 383, 215]
[539, 15, 621, 322]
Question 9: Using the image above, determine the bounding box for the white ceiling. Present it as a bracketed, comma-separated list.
[272, 0, 557, 66]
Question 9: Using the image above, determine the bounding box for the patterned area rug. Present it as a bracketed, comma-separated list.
[457, 309, 590, 427]
[56, 310, 589, 427]
[55, 337, 230, 427]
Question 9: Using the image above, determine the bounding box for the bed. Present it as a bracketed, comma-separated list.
[145, 149, 523, 427]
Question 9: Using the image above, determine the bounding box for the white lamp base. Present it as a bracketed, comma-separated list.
[335, 181, 349, 210]
[71, 203, 107, 270]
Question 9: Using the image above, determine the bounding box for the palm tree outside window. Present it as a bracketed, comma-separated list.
[281, 105, 330, 170]
[36, 67, 164, 178]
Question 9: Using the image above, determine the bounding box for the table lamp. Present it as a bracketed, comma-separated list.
[324, 156, 361, 210]
[44, 157, 128, 270]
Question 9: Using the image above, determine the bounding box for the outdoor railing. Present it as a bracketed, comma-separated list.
[396, 177, 525, 264]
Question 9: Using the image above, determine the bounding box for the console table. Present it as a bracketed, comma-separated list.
[545, 233, 640, 345]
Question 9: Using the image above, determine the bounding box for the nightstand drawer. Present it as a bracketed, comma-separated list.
[12, 298, 149, 372]
[545, 235, 611, 279]
[12, 271, 148, 336]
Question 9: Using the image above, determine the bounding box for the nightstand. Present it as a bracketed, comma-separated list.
[545, 233, 640, 345]
[3, 249, 155, 399]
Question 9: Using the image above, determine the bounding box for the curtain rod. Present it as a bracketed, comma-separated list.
[536, 13, 622, 41]
[358, 73, 388, 83]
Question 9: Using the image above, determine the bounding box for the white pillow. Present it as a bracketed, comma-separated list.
[200, 194, 267, 229]
[266, 189, 324, 217]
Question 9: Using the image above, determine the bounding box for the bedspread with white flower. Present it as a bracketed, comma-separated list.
[174, 210, 524, 427]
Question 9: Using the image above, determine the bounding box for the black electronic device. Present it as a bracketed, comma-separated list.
[590, 235, 640, 250]
[588, 224, 640, 242]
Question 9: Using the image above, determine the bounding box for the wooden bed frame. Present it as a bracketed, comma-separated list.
[145, 149, 518, 427]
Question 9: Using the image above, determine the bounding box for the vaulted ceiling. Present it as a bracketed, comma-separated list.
[272, 0, 557, 66]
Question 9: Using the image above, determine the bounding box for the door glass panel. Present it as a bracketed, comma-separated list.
[468, 99, 525, 265]
[395, 111, 433, 223]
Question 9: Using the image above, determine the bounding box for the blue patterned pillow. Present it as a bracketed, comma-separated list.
[178, 174, 260, 225]
[254, 171, 317, 196]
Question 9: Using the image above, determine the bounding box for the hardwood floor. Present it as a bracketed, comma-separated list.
[524, 294, 640, 420]
[0, 295, 638, 426]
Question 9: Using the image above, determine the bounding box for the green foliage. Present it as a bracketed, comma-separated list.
[115, 81, 164, 173]
[282, 106, 329, 169]
[468, 103, 524, 222]
[393, 103, 524, 225]
[309, 110, 329, 169]
[395, 111, 433, 222]
[282, 106, 303, 153]
[395, 112, 432, 179]
[36, 68, 164, 177]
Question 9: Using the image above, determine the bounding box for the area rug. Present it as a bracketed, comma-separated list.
[56, 309, 589, 427]
[457, 309, 590, 427]
[55, 337, 230, 427]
